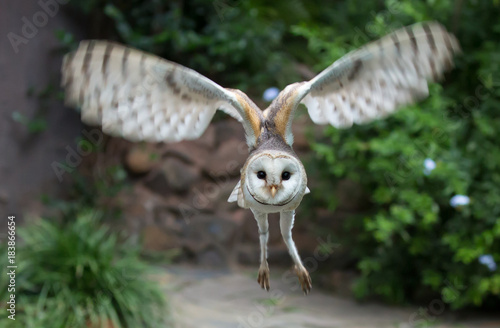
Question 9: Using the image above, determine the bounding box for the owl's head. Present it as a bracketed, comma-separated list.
[244, 151, 306, 207]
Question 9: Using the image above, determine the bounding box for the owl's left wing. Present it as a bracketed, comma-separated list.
[61, 41, 263, 146]
[266, 22, 460, 145]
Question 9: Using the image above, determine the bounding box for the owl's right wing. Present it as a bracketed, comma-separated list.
[265, 22, 460, 145]
[61, 41, 264, 147]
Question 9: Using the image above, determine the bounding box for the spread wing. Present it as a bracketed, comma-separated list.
[61, 41, 264, 147]
[228, 180, 248, 208]
[266, 22, 460, 145]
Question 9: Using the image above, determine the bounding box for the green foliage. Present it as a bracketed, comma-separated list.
[11, 84, 64, 134]
[41, 164, 129, 223]
[68, 0, 323, 92]
[0, 210, 167, 327]
[303, 0, 500, 309]
[11, 111, 47, 134]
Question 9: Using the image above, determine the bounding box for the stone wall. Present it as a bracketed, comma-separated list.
[100, 116, 328, 269]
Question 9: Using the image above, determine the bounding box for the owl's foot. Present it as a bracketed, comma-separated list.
[294, 265, 312, 295]
[257, 264, 270, 291]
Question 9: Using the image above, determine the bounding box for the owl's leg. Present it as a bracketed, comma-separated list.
[280, 210, 312, 294]
[251, 209, 270, 291]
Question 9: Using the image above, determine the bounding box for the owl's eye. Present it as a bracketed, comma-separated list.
[257, 171, 266, 179]
[282, 171, 291, 180]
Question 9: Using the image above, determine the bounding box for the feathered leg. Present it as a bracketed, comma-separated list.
[252, 209, 270, 291]
[280, 210, 312, 294]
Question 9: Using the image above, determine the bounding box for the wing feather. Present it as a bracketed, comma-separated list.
[227, 180, 248, 208]
[300, 22, 460, 128]
[265, 21, 460, 143]
[62, 41, 263, 146]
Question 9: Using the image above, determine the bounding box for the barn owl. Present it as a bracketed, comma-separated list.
[61, 22, 459, 294]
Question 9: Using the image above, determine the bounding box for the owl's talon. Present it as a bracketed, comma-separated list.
[257, 265, 270, 291]
[294, 265, 312, 295]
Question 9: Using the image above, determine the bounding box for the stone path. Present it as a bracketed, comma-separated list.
[157, 266, 499, 328]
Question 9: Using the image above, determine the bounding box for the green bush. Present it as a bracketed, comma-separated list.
[303, 0, 500, 308]
[0, 210, 167, 327]
[69, 0, 316, 91]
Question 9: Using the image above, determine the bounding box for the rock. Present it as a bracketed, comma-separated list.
[182, 214, 239, 254]
[211, 177, 242, 212]
[267, 244, 292, 266]
[197, 247, 227, 268]
[236, 245, 260, 265]
[182, 239, 212, 255]
[242, 212, 282, 245]
[154, 207, 186, 234]
[112, 184, 164, 237]
[290, 228, 319, 258]
[204, 139, 248, 177]
[163, 141, 211, 168]
[163, 194, 190, 210]
[162, 158, 200, 193]
[182, 180, 218, 213]
[143, 170, 170, 196]
[228, 209, 248, 227]
[213, 119, 245, 146]
[320, 270, 358, 298]
[142, 225, 180, 251]
[204, 215, 239, 244]
[125, 144, 159, 174]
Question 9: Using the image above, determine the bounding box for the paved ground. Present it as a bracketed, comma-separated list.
[157, 266, 499, 328]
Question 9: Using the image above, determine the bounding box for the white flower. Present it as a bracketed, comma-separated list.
[263, 87, 280, 102]
[479, 254, 497, 271]
[423, 158, 436, 176]
[449, 195, 470, 207]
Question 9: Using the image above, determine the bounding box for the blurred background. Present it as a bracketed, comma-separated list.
[1, 0, 500, 327]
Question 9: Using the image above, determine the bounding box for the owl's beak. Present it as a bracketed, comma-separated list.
[270, 185, 278, 198]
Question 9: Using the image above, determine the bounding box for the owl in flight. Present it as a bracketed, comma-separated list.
[62, 22, 459, 294]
